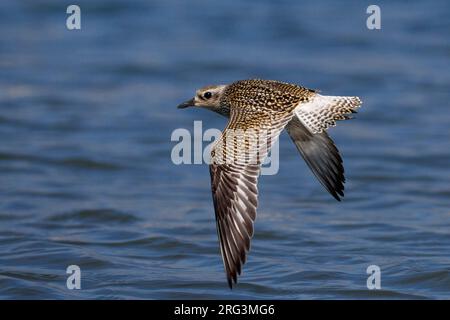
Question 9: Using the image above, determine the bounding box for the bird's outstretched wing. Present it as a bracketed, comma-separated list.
[210, 102, 295, 288]
[209, 163, 259, 288]
[286, 117, 345, 201]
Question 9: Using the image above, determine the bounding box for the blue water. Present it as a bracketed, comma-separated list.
[0, 0, 449, 299]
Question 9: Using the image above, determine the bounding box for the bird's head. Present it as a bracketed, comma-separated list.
[177, 84, 228, 114]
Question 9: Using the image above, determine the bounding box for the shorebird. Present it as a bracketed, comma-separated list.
[178, 79, 362, 288]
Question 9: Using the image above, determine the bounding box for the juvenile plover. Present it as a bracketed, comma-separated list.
[178, 79, 362, 288]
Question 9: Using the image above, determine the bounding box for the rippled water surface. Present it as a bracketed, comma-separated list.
[0, 0, 449, 299]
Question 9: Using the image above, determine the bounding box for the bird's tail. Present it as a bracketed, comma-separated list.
[294, 94, 362, 134]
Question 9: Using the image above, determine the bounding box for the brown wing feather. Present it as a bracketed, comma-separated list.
[210, 163, 259, 288]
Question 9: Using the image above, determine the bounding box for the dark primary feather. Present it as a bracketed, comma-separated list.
[285, 117, 345, 201]
[210, 163, 260, 288]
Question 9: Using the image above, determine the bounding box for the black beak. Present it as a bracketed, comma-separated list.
[177, 98, 195, 109]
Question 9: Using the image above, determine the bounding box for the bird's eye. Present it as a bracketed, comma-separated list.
[203, 91, 212, 99]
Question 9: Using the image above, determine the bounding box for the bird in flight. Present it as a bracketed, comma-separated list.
[178, 79, 362, 288]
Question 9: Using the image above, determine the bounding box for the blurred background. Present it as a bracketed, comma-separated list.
[0, 0, 449, 299]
